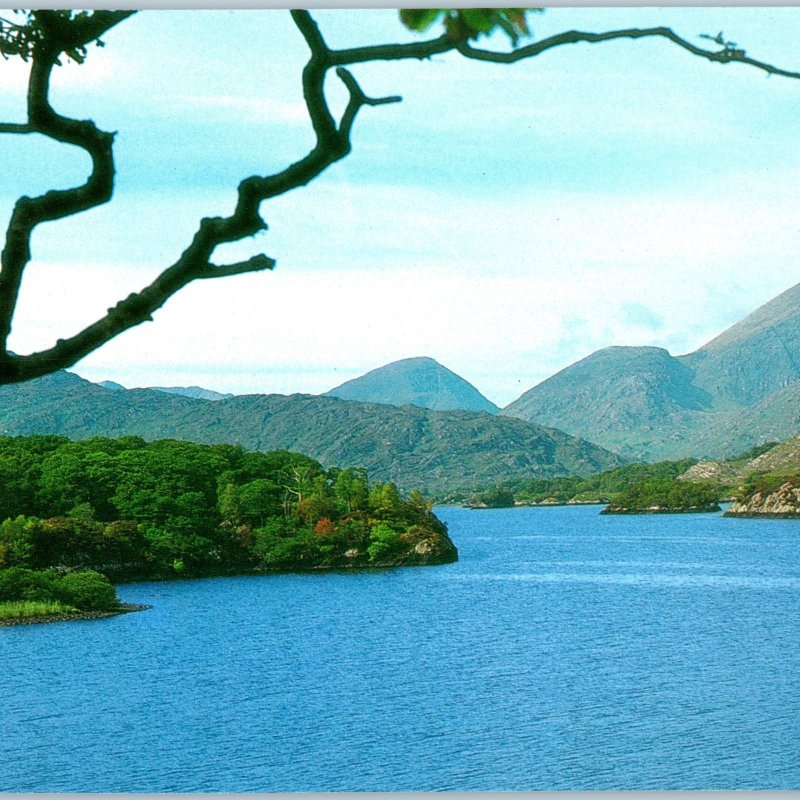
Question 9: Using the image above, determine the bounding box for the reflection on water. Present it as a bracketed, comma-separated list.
[1, 505, 800, 791]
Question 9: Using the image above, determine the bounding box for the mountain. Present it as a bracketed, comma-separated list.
[502, 346, 712, 458]
[0, 370, 623, 494]
[680, 281, 800, 409]
[150, 386, 234, 402]
[686, 381, 800, 459]
[325, 357, 499, 414]
[503, 280, 800, 461]
[98, 380, 126, 392]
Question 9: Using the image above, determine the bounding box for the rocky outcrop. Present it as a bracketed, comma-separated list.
[681, 460, 724, 481]
[724, 482, 800, 518]
[601, 503, 720, 515]
[407, 531, 458, 565]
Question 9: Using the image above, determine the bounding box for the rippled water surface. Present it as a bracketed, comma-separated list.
[3, 505, 800, 791]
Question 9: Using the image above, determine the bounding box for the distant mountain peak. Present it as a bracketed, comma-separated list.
[149, 386, 235, 402]
[680, 280, 800, 407]
[325, 356, 499, 414]
[502, 278, 800, 461]
[98, 380, 126, 392]
[692, 280, 800, 356]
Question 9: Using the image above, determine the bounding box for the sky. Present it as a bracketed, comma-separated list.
[2, 8, 800, 406]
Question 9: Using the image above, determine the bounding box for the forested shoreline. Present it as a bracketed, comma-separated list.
[0, 435, 457, 623]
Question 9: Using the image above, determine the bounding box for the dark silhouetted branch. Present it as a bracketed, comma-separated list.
[201, 255, 277, 280]
[455, 26, 800, 79]
[0, 123, 34, 134]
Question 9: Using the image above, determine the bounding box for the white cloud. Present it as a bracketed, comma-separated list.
[14, 233, 799, 408]
[9, 162, 800, 406]
[184, 95, 310, 126]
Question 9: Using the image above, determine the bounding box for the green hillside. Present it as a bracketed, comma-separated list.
[0, 371, 623, 494]
[502, 346, 713, 458]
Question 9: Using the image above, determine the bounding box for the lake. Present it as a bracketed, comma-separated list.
[2, 504, 800, 791]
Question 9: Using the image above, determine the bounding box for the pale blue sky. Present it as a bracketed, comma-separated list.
[2, 8, 800, 405]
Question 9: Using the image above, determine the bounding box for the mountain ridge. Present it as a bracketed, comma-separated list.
[0, 369, 623, 494]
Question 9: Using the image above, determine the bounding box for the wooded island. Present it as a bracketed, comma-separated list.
[0, 435, 456, 623]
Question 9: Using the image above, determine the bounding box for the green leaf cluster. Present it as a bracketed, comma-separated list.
[0, 10, 103, 64]
[399, 8, 541, 46]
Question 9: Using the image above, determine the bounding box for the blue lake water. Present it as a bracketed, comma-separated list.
[2, 505, 800, 791]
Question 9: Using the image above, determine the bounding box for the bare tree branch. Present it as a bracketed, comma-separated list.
[290, 10, 338, 148]
[201, 255, 277, 280]
[0, 123, 34, 134]
[330, 34, 455, 66]
[455, 26, 800, 79]
[0, 14, 133, 362]
[0, 10, 398, 383]
[336, 67, 402, 139]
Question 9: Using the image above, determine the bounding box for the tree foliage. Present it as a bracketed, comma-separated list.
[0, 10, 798, 384]
[476, 458, 699, 506]
[399, 8, 540, 46]
[0, 10, 105, 64]
[0, 435, 455, 577]
[604, 477, 721, 513]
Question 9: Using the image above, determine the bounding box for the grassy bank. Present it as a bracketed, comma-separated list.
[0, 599, 77, 621]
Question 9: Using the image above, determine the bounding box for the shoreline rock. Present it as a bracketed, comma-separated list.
[601, 504, 721, 515]
[724, 481, 800, 518]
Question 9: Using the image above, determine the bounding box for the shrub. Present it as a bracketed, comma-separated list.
[313, 517, 336, 537]
[55, 570, 119, 611]
[0, 566, 59, 602]
[257, 531, 322, 568]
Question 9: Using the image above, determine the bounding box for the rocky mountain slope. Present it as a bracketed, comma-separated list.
[326, 356, 499, 414]
[503, 281, 800, 461]
[681, 435, 800, 485]
[99, 380, 233, 401]
[0, 370, 622, 494]
[681, 281, 800, 409]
